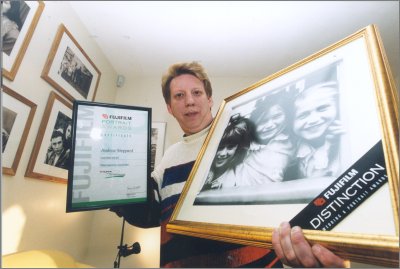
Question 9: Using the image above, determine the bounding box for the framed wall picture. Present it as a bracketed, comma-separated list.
[2, 1, 44, 81]
[2, 86, 37, 175]
[25, 92, 72, 183]
[167, 25, 399, 266]
[150, 122, 166, 172]
[41, 24, 101, 102]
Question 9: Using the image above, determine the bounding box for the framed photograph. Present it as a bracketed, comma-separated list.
[2, 86, 37, 175]
[150, 122, 166, 172]
[25, 92, 73, 183]
[66, 101, 151, 212]
[41, 24, 101, 102]
[2, 1, 44, 81]
[167, 25, 399, 266]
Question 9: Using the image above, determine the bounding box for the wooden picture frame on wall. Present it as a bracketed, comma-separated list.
[25, 92, 73, 183]
[41, 24, 101, 102]
[167, 25, 399, 267]
[2, 1, 45, 81]
[2, 86, 37, 175]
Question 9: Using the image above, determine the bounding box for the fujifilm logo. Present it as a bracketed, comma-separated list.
[309, 163, 385, 229]
[102, 114, 132, 120]
[110, 115, 132, 120]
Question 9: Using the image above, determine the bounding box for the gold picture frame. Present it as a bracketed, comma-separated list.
[2, 85, 37, 175]
[41, 24, 101, 102]
[167, 25, 399, 267]
[25, 92, 72, 184]
[2, 1, 44, 81]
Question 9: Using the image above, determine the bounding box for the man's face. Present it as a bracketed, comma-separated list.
[255, 104, 286, 144]
[51, 136, 64, 155]
[167, 74, 213, 135]
[293, 90, 337, 141]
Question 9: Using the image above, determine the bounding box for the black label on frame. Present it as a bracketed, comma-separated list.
[290, 140, 387, 231]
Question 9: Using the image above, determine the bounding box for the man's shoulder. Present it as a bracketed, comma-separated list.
[162, 140, 184, 158]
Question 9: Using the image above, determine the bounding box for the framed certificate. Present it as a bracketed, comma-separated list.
[167, 25, 398, 266]
[66, 100, 152, 212]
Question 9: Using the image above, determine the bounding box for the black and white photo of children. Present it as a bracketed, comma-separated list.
[195, 61, 346, 205]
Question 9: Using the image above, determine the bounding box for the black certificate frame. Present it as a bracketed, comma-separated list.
[66, 100, 152, 212]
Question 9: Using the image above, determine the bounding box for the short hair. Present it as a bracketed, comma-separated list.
[51, 130, 64, 141]
[161, 61, 212, 104]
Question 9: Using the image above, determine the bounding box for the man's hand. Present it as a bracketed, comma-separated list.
[272, 222, 348, 267]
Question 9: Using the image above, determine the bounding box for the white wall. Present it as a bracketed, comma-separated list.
[1, 0, 118, 264]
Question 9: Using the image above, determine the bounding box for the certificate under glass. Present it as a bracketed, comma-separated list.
[66, 101, 151, 212]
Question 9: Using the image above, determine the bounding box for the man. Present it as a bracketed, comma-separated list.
[45, 130, 70, 169]
[111, 62, 346, 268]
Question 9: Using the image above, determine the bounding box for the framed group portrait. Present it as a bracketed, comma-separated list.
[25, 92, 73, 183]
[2, 86, 37, 175]
[41, 24, 101, 102]
[167, 25, 399, 266]
[2, 1, 44, 81]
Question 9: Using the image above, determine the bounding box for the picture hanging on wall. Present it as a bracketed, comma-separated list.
[150, 122, 166, 172]
[167, 25, 399, 267]
[41, 23, 101, 102]
[25, 91, 73, 183]
[2, 1, 45, 81]
[2, 85, 37, 175]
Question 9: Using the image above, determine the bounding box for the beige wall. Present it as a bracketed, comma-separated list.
[2, 0, 117, 264]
